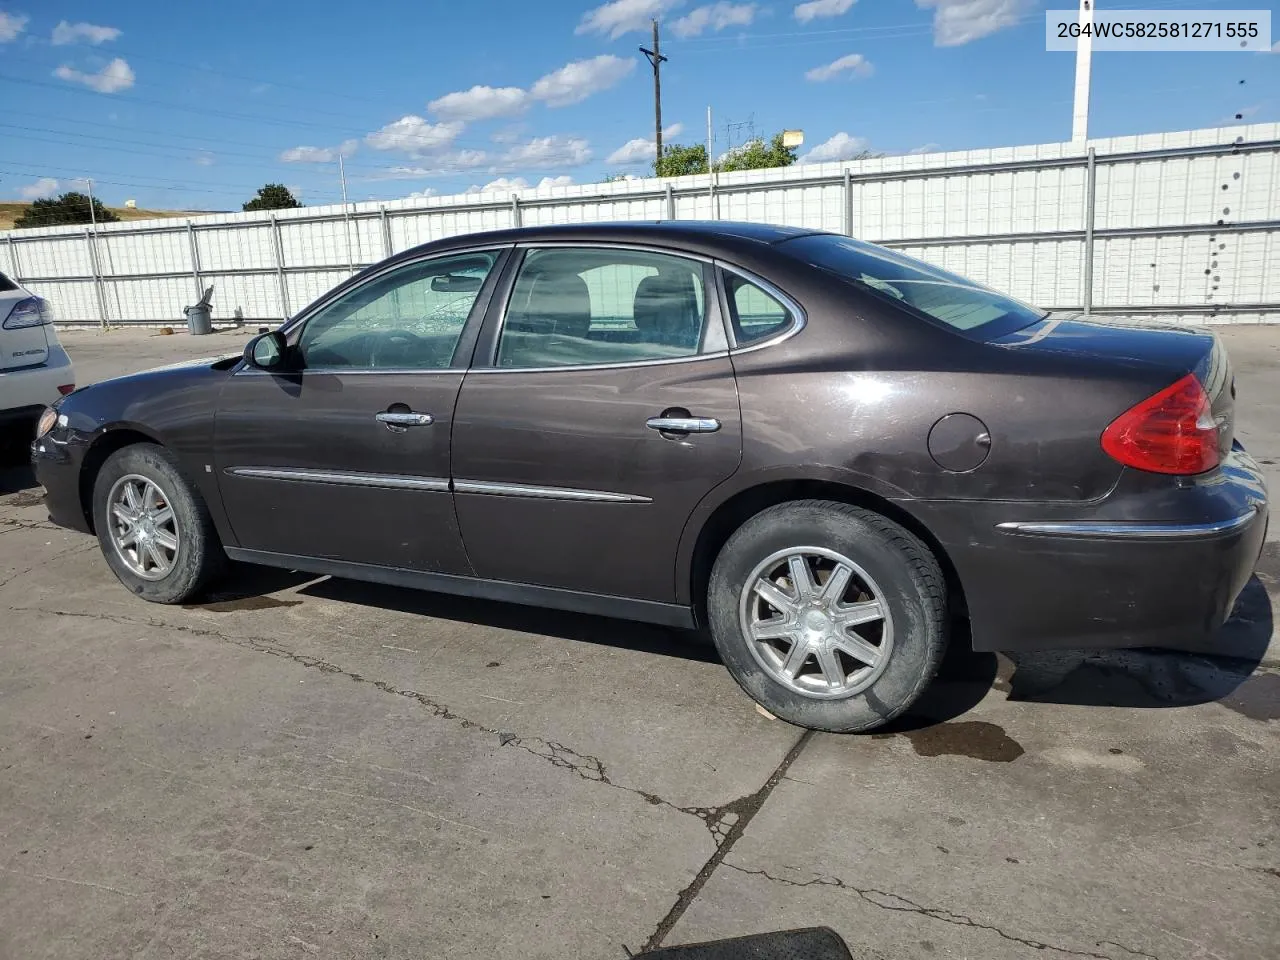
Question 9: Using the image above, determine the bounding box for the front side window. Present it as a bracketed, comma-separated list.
[782, 234, 1044, 339]
[298, 251, 496, 369]
[496, 248, 709, 368]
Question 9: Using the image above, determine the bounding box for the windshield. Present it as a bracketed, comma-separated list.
[783, 234, 1046, 339]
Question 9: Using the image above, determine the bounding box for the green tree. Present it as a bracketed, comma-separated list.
[716, 133, 799, 173]
[242, 183, 302, 211]
[655, 142, 709, 177]
[13, 192, 121, 229]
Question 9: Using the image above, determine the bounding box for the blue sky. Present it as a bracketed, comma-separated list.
[1, 0, 1277, 211]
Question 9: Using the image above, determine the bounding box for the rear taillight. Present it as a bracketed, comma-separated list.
[1101, 373, 1219, 475]
[3, 296, 53, 329]
[57, 384, 75, 395]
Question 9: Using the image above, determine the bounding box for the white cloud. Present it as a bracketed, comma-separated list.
[799, 132, 871, 163]
[0, 12, 27, 42]
[909, 142, 941, 154]
[915, 0, 1030, 47]
[608, 138, 657, 164]
[576, 0, 683, 39]
[366, 150, 490, 179]
[53, 58, 135, 93]
[279, 139, 359, 163]
[406, 187, 439, 199]
[491, 125, 526, 144]
[470, 176, 529, 194]
[364, 116, 464, 157]
[805, 53, 873, 81]
[536, 175, 574, 189]
[672, 3, 756, 38]
[606, 123, 684, 164]
[500, 135, 592, 170]
[531, 55, 634, 108]
[52, 20, 122, 45]
[794, 0, 854, 23]
[19, 177, 59, 200]
[429, 85, 528, 122]
[194, 152, 216, 166]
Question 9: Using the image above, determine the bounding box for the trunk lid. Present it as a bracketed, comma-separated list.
[993, 315, 1234, 465]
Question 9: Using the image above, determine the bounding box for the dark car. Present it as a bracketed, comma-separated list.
[32, 222, 1269, 731]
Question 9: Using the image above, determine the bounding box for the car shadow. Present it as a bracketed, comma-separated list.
[0, 433, 39, 495]
[1001, 571, 1275, 718]
[297, 576, 722, 665]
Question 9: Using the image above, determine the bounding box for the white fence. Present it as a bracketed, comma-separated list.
[3, 122, 1278, 326]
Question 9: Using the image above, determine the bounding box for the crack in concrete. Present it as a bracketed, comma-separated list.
[723, 864, 1159, 960]
[0, 541, 97, 589]
[0, 603, 742, 842]
[639, 731, 815, 954]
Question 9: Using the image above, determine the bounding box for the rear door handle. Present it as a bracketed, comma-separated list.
[375, 411, 434, 427]
[646, 416, 721, 434]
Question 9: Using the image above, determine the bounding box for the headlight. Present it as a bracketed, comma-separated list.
[35, 407, 58, 438]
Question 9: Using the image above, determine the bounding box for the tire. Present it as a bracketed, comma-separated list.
[707, 500, 947, 733]
[91, 443, 225, 604]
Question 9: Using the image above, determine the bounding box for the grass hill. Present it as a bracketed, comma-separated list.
[0, 203, 212, 231]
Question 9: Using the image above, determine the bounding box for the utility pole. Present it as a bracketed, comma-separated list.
[338, 154, 357, 275]
[639, 19, 667, 170]
[82, 177, 108, 329]
[1071, 0, 1094, 144]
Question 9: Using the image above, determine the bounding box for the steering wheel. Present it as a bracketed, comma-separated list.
[369, 328, 426, 368]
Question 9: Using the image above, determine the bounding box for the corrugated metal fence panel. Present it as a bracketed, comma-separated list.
[197, 223, 275, 271]
[204, 270, 284, 320]
[285, 270, 349, 317]
[99, 228, 190, 277]
[18, 235, 93, 278]
[103, 277, 194, 322]
[25, 279, 98, 321]
[2, 122, 1277, 324]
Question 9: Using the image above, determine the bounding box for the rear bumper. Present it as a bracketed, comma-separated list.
[917, 446, 1269, 653]
[0, 345, 74, 415]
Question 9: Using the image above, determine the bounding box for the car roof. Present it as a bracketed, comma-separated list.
[407, 220, 829, 260]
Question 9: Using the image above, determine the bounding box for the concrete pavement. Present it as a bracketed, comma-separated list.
[0, 325, 1275, 960]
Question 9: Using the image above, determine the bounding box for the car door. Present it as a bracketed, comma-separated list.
[214, 247, 509, 574]
[450, 244, 742, 603]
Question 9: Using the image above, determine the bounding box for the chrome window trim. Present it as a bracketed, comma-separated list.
[480, 243, 723, 374]
[454, 479, 651, 503]
[233, 366, 465, 377]
[464, 349, 730, 376]
[995, 507, 1258, 540]
[226, 466, 449, 492]
[717, 260, 807, 355]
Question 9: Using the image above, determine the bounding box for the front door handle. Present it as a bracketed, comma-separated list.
[646, 416, 721, 434]
[375, 411, 434, 427]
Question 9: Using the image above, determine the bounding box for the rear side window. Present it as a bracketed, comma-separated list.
[496, 247, 709, 369]
[724, 274, 792, 346]
[783, 234, 1044, 339]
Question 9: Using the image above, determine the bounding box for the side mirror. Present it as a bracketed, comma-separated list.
[244, 331, 287, 370]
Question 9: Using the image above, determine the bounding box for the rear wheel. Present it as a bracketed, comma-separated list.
[92, 443, 225, 603]
[707, 500, 946, 732]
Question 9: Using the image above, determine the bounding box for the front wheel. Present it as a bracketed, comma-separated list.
[707, 500, 947, 733]
[92, 443, 225, 603]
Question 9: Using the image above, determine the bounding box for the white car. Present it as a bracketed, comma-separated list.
[0, 272, 75, 437]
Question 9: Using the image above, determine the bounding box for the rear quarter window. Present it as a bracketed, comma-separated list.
[0, 272, 19, 293]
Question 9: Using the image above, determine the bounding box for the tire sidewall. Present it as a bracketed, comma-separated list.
[708, 502, 942, 732]
[92, 444, 212, 604]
